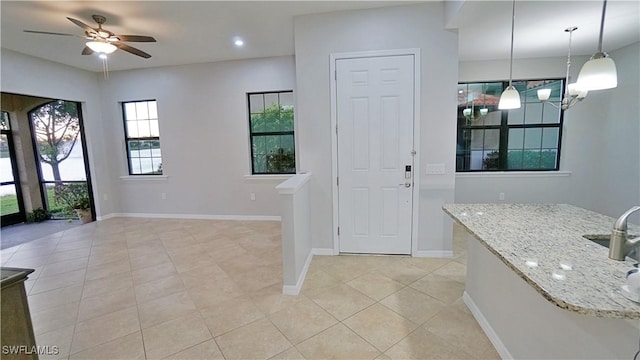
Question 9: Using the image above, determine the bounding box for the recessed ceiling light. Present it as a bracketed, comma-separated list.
[234, 39, 244, 47]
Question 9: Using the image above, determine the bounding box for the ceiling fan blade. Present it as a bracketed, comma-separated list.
[115, 35, 156, 42]
[67, 17, 96, 34]
[114, 42, 151, 58]
[81, 46, 94, 55]
[24, 30, 76, 36]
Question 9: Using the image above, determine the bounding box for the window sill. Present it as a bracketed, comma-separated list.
[456, 171, 572, 178]
[244, 174, 294, 182]
[120, 175, 169, 181]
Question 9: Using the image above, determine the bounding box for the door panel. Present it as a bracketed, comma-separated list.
[336, 55, 414, 254]
[1, 130, 26, 226]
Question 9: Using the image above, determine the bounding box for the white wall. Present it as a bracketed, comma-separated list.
[0, 49, 113, 216]
[98, 56, 296, 218]
[456, 42, 640, 223]
[293, 3, 459, 253]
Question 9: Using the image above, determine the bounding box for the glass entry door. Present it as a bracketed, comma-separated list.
[1, 112, 26, 226]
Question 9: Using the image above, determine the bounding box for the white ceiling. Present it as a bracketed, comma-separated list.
[1, 1, 638, 73]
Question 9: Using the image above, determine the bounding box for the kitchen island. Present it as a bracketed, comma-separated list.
[443, 204, 640, 359]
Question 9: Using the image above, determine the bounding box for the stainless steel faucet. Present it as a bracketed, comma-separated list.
[609, 206, 640, 260]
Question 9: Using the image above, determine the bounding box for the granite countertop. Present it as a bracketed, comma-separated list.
[442, 203, 640, 319]
[1, 267, 35, 289]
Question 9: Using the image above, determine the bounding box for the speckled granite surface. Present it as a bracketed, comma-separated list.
[443, 203, 640, 319]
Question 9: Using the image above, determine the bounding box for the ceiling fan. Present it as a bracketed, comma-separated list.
[24, 14, 156, 59]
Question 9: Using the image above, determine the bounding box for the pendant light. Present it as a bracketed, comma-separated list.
[498, 0, 521, 110]
[576, 0, 617, 91]
[537, 27, 588, 110]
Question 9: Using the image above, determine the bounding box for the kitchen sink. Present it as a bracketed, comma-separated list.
[583, 234, 640, 261]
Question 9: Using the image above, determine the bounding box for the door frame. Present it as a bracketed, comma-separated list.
[1, 126, 26, 226]
[330, 48, 421, 256]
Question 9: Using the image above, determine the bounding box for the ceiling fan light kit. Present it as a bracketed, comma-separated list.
[24, 14, 156, 60]
[86, 41, 117, 54]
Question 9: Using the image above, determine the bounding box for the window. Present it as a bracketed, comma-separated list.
[456, 79, 564, 171]
[247, 91, 295, 174]
[122, 100, 163, 175]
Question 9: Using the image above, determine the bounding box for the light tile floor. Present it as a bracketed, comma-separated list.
[0, 217, 499, 360]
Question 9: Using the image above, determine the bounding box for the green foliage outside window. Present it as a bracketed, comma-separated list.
[249, 93, 296, 174]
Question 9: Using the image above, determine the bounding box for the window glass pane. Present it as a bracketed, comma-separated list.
[125, 103, 137, 120]
[139, 141, 152, 157]
[136, 102, 149, 120]
[249, 94, 264, 113]
[280, 92, 294, 108]
[469, 129, 484, 150]
[484, 129, 500, 150]
[521, 150, 541, 169]
[483, 150, 500, 170]
[248, 91, 295, 174]
[524, 103, 543, 124]
[1, 111, 9, 130]
[130, 158, 141, 174]
[0, 184, 19, 216]
[469, 151, 484, 170]
[508, 107, 524, 124]
[151, 158, 163, 174]
[151, 141, 162, 157]
[123, 100, 162, 175]
[281, 107, 294, 132]
[542, 104, 561, 124]
[507, 150, 523, 169]
[482, 110, 501, 126]
[127, 121, 139, 138]
[251, 114, 265, 133]
[0, 134, 14, 182]
[140, 158, 154, 174]
[148, 101, 158, 119]
[138, 120, 151, 138]
[542, 128, 559, 149]
[281, 134, 295, 153]
[524, 128, 542, 149]
[149, 120, 160, 137]
[128, 140, 140, 157]
[253, 154, 267, 173]
[508, 128, 524, 149]
[265, 93, 279, 109]
[541, 149, 558, 169]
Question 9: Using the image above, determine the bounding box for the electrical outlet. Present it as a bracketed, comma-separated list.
[250, 193, 256, 201]
[103, 193, 108, 201]
[161, 192, 167, 200]
[499, 192, 505, 201]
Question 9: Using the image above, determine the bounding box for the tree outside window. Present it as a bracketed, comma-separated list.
[248, 91, 295, 174]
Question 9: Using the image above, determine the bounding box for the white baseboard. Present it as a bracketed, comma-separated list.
[95, 213, 116, 221]
[463, 291, 512, 360]
[95, 213, 280, 221]
[282, 251, 313, 295]
[311, 248, 335, 256]
[412, 250, 454, 258]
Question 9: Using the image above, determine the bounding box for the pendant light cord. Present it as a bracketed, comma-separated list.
[597, 0, 607, 53]
[508, 0, 516, 87]
[564, 28, 576, 98]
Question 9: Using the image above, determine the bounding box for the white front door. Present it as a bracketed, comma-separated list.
[336, 55, 415, 254]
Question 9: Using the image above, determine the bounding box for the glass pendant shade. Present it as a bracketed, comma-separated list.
[537, 89, 552, 102]
[498, 86, 521, 109]
[86, 41, 117, 54]
[576, 53, 617, 91]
